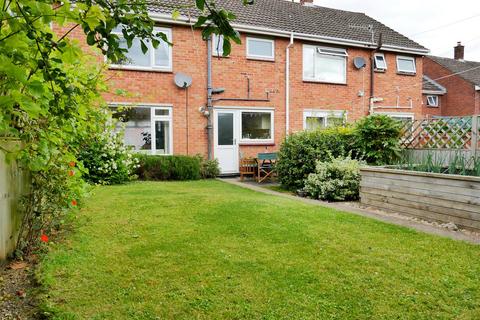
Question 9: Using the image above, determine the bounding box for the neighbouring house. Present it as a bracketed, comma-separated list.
[57, 0, 428, 174]
[422, 75, 447, 118]
[424, 42, 480, 117]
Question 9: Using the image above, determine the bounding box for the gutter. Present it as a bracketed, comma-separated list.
[149, 13, 430, 56]
[285, 32, 294, 135]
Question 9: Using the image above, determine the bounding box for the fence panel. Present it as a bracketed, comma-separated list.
[0, 139, 28, 260]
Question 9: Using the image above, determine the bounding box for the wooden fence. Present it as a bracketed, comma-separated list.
[0, 139, 29, 260]
[398, 115, 479, 167]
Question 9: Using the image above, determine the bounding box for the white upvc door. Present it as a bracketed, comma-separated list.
[214, 110, 239, 174]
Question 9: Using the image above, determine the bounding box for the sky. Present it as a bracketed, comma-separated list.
[315, 0, 480, 61]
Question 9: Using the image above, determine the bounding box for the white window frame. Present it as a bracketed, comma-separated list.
[303, 110, 347, 130]
[239, 109, 274, 144]
[396, 55, 416, 74]
[426, 95, 439, 107]
[110, 27, 173, 72]
[110, 104, 173, 155]
[374, 53, 387, 71]
[151, 106, 173, 155]
[302, 44, 348, 84]
[246, 37, 275, 61]
[212, 34, 225, 57]
[375, 112, 415, 121]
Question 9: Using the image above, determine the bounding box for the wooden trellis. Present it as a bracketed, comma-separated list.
[399, 116, 479, 153]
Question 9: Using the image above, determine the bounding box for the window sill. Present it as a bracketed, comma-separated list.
[303, 79, 347, 86]
[396, 71, 416, 76]
[213, 54, 230, 58]
[109, 65, 173, 73]
[426, 105, 439, 108]
[374, 69, 386, 73]
[239, 141, 275, 146]
[246, 56, 275, 62]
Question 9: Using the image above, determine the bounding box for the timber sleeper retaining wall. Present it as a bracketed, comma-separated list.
[360, 166, 480, 232]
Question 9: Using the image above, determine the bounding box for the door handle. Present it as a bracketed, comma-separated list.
[233, 138, 236, 145]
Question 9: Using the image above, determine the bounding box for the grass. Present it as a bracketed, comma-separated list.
[39, 180, 480, 319]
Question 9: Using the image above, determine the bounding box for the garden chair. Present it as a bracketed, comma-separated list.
[256, 152, 277, 183]
[239, 158, 258, 181]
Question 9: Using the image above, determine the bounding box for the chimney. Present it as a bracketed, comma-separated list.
[300, 0, 314, 5]
[454, 41, 464, 60]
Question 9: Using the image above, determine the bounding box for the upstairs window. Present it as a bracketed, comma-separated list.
[426, 95, 439, 107]
[111, 27, 172, 71]
[396, 56, 416, 74]
[212, 34, 224, 56]
[303, 45, 347, 84]
[246, 37, 275, 60]
[374, 53, 387, 71]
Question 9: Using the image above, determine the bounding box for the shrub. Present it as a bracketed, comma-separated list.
[136, 155, 202, 180]
[200, 158, 220, 179]
[78, 130, 139, 185]
[354, 114, 402, 165]
[303, 156, 363, 201]
[277, 127, 357, 191]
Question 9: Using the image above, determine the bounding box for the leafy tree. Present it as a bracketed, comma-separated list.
[0, 0, 251, 253]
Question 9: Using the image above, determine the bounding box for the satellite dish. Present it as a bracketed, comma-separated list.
[174, 72, 192, 88]
[353, 57, 366, 69]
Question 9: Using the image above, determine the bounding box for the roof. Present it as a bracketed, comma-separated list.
[422, 75, 446, 94]
[148, 0, 428, 53]
[427, 55, 480, 87]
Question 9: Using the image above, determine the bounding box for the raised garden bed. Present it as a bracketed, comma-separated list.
[360, 166, 480, 232]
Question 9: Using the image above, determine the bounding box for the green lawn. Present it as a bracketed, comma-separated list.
[39, 180, 480, 319]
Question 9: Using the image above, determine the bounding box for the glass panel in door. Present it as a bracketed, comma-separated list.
[155, 120, 170, 154]
[218, 113, 234, 145]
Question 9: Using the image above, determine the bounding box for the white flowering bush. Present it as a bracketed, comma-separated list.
[303, 156, 363, 201]
[78, 129, 139, 185]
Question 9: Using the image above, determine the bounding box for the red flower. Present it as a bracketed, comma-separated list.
[71, 199, 77, 206]
[40, 233, 49, 243]
[68, 170, 75, 177]
[69, 161, 76, 167]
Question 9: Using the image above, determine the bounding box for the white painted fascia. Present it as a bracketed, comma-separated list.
[475, 85, 480, 91]
[149, 12, 430, 56]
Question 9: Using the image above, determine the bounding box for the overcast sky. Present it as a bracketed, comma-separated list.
[315, 0, 480, 61]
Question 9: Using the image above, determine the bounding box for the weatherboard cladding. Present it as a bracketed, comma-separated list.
[427, 55, 480, 87]
[148, 0, 427, 52]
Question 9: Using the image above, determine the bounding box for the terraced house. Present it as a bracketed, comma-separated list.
[61, 0, 429, 174]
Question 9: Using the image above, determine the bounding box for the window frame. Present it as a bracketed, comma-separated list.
[396, 55, 416, 74]
[302, 110, 347, 130]
[239, 109, 274, 144]
[110, 104, 173, 155]
[109, 27, 173, 72]
[302, 44, 348, 84]
[212, 33, 225, 57]
[246, 37, 275, 61]
[426, 95, 439, 107]
[375, 112, 415, 122]
[374, 53, 387, 71]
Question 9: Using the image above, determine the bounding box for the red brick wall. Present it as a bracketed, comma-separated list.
[424, 57, 477, 116]
[421, 94, 443, 118]
[56, 24, 424, 158]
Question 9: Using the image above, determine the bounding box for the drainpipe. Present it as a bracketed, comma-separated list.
[285, 32, 294, 135]
[206, 35, 213, 160]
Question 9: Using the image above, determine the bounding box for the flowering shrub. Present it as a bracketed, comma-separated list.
[78, 129, 139, 185]
[303, 156, 364, 201]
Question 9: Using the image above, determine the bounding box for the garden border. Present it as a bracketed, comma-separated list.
[360, 166, 480, 232]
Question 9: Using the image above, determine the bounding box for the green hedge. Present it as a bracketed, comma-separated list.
[277, 127, 357, 191]
[136, 155, 202, 180]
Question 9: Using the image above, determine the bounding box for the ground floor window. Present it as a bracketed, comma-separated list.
[112, 105, 173, 155]
[241, 111, 273, 142]
[303, 110, 346, 130]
